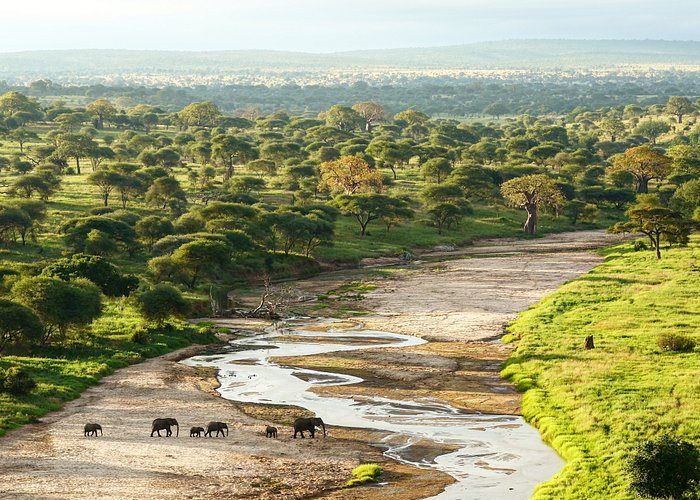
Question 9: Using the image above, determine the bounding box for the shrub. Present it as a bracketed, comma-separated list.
[0, 366, 37, 396]
[130, 329, 151, 344]
[346, 463, 382, 487]
[628, 434, 700, 499]
[633, 240, 648, 251]
[658, 333, 696, 352]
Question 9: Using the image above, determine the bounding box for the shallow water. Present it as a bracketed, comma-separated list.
[183, 319, 563, 499]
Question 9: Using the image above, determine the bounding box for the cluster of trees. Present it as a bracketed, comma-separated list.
[1, 90, 700, 354]
[5, 68, 700, 116]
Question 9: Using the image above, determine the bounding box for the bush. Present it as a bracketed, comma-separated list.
[346, 463, 382, 487]
[658, 333, 696, 352]
[130, 329, 151, 344]
[633, 240, 649, 251]
[628, 434, 700, 499]
[0, 366, 37, 396]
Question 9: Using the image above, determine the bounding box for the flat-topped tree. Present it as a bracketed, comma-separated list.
[334, 193, 413, 236]
[610, 194, 696, 259]
[501, 174, 564, 235]
[609, 145, 673, 193]
[319, 156, 383, 195]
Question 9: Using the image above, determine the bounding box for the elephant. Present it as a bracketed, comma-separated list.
[84, 423, 102, 437]
[293, 417, 326, 439]
[190, 426, 204, 437]
[204, 421, 228, 437]
[265, 426, 278, 438]
[151, 418, 179, 437]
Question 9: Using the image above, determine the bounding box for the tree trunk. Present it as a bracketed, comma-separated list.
[584, 335, 595, 350]
[523, 203, 538, 235]
[75, 157, 81, 175]
[637, 177, 649, 194]
[654, 234, 661, 260]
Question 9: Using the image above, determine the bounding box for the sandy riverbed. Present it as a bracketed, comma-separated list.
[0, 230, 626, 499]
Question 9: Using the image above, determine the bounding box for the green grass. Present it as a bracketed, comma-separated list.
[502, 238, 700, 499]
[346, 463, 383, 486]
[0, 302, 218, 437]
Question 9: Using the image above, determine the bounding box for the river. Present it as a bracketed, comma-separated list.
[183, 318, 563, 500]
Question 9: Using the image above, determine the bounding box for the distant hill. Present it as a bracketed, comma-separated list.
[1, 40, 700, 85]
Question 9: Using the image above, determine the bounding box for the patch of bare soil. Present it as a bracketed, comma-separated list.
[277, 230, 627, 416]
[0, 345, 451, 500]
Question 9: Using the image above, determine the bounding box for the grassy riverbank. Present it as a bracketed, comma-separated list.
[0, 304, 218, 437]
[502, 238, 700, 499]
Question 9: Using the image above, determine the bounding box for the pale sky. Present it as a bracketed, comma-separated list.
[1, 0, 698, 52]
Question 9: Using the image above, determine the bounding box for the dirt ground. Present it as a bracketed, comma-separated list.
[0, 230, 626, 499]
[0, 333, 450, 500]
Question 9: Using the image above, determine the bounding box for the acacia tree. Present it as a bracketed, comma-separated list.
[634, 120, 670, 145]
[212, 135, 257, 179]
[171, 239, 231, 288]
[609, 146, 673, 193]
[501, 174, 564, 235]
[334, 193, 412, 236]
[55, 133, 97, 174]
[8, 128, 38, 153]
[319, 156, 383, 195]
[610, 195, 696, 259]
[421, 157, 452, 183]
[87, 169, 123, 206]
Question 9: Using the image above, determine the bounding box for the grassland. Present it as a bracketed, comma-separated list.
[502, 238, 700, 499]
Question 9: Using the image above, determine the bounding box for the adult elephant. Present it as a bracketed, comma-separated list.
[151, 418, 179, 437]
[293, 417, 326, 438]
[204, 421, 228, 437]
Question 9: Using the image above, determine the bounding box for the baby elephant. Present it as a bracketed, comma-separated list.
[84, 423, 102, 437]
[190, 426, 204, 437]
[265, 426, 278, 438]
[204, 421, 228, 437]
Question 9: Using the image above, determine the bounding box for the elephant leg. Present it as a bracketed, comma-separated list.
[310, 429, 315, 438]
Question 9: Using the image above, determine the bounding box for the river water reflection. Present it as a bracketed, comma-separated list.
[182, 319, 563, 499]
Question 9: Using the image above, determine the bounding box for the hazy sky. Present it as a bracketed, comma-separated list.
[2, 0, 698, 52]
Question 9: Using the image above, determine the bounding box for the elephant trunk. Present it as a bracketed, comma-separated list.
[226, 426, 229, 437]
[176, 423, 179, 437]
[320, 421, 326, 437]
[99, 427, 103, 436]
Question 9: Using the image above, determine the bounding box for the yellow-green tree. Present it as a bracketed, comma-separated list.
[501, 174, 564, 235]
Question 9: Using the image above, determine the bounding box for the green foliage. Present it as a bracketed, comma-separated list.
[42, 253, 138, 297]
[136, 284, 191, 325]
[0, 299, 43, 353]
[12, 276, 102, 343]
[346, 463, 382, 487]
[657, 333, 696, 353]
[0, 366, 36, 396]
[502, 240, 700, 498]
[628, 435, 699, 499]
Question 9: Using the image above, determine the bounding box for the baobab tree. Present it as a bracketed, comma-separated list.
[501, 174, 564, 235]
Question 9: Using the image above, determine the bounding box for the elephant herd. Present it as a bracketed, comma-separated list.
[83, 416, 326, 440]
